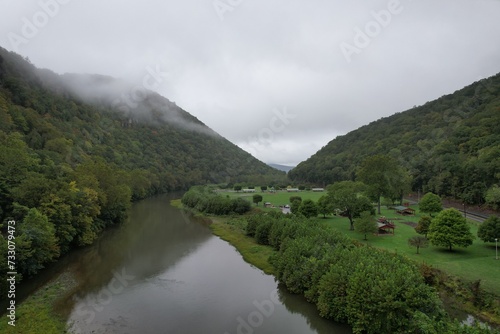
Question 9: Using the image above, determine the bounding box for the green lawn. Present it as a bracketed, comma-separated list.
[218, 189, 327, 209]
[318, 206, 500, 295]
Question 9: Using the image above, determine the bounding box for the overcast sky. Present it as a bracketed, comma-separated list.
[1, 0, 500, 166]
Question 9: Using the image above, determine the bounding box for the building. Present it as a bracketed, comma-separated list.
[394, 206, 415, 216]
[377, 217, 396, 235]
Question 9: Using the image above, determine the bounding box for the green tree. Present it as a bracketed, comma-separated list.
[415, 216, 432, 237]
[354, 211, 377, 240]
[260, 185, 267, 192]
[0, 131, 38, 218]
[357, 155, 402, 214]
[428, 208, 474, 251]
[39, 191, 74, 254]
[74, 159, 131, 225]
[298, 199, 319, 218]
[289, 196, 302, 203]
[387, 168, 412, 205]
[17, 208, 60, 276]
[232, 197, 251, 214]
[419, 192, 443, 217]
[485, 185, 500, 210]
[234, 185, 242, 192]
[69, 183, 101, 246]
[346, 251, 444, 333]
[477, 216, 500, 243]
[408, 235, 429, 254]
[317, 195, 333, 218]
[327, 181, 373, 230]
[252, 194, 263, 206]
[290, 199, 301, 214]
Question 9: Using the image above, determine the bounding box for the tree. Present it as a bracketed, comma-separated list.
[289, 196, 302, 203]
[415, 216, 432, 237]
[386, 169, 412, 205]
[234, 185, 242, 192]
[477, 216, 500, 243]
[252, 194, 263, 206]
[232, 197, 251, 214]
[485, 185, 500, 210]
[419, 192, 442, 217]
[357, 155, 403, 214]
[327, 181, 374, 230]
[298, 199, 319, 218]
[354, 211, 377, 240]
[17, 208, 60, 276]
[408, 235, 429, 254]
[317, 195, 333, 218]
[290, 199, 301, 214]
[427, 208, 474, 251]
[260, 185, 268, 192]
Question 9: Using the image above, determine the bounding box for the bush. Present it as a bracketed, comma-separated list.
[255, 220, 273, 245]
[181, 187, 251, 215]
[232, 197, 251, 215]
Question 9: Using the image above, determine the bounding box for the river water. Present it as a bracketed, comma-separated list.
[46, 194, 352, 334]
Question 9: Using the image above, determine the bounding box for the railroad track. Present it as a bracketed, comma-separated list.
[403, 198, 497, 223]
[456, 209, 489, 223]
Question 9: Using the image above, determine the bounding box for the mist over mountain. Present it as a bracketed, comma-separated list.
[289, 73, 500, 205]
[36, 66, 218, 136]
[0, 46, 285, 191]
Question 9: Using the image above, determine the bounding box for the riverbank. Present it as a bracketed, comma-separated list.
[174, 198, 500, 330]
[209, 217, 276, 275]
[0, 271, 76, 333]
[170, 199, 276, 275]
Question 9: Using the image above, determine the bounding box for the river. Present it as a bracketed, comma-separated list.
[33, 194, 351, 334]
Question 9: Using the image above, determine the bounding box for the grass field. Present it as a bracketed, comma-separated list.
[219, 189, 327, 209]
[325, 208, 500, 295]
[219, 189, 500, 295]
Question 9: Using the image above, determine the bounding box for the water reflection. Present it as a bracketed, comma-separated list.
[49, 194, 350, 333]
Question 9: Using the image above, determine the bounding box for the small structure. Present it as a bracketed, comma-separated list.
[312, 188, 324, 192]
[264, 202, 272, 208]
[287, 188, 299, 192]
[394, 206, 415, 216]
[377, 217, 395, 235]
[243, 189, 256, 193]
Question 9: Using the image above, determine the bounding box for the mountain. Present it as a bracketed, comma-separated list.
[268, 163, 295, 173]
[0, 47, 285, 190]
[0, 47, 285, 282]
[289, 73, 500, 205]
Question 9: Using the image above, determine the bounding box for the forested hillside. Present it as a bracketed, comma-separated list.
[289, 73, 500, 205]
[0, 46, 284, 284]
